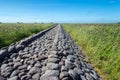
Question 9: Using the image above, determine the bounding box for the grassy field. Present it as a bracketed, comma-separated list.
[63, 24, 120, 80]
[0, 23, 54, 48]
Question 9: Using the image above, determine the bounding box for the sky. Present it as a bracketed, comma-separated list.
[0, 0, 120, 23]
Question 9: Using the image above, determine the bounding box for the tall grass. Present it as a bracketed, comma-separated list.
[0, 23, 54, 48]
[63, 24, 120, 80]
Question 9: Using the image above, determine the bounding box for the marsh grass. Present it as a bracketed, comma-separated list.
[0, 23, 54, 48]
[63, 24, 120, 80]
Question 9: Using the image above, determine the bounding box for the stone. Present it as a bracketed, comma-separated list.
[8, 45, 16, 52]
[10, 70, 19, 77]
[18, 65, 27, 70]
[90, 72, 99, 80]
[80, 75, 86, 80]
[28, 67, 41, 75]
[48, 54, 58, 58]
[8, 76, 20, 80]
[68, 69, 79, 80]
[34, 62, 42, 68]
[16, 45, 24, 51]
[74, 68, 83, 75]
[21, 75, 31, 80]
[63, 51, 69, 56]
[29, 60, 36, 65]
[46, 63, 60, 70]
[49, 51, 58, 55]
[32, 73, 40, 80]
[0, 76, 6, 80]
[10, 53, 18, 58]
[67, 55, 76, 62]
[59, 61, 65, 66]
[40, 70, 59, 80]
[1, 64, 8, 70]
[0, 49, 9, 62]
[65, 60, 75, 69]
[61, 66, 68, 72]
[62, 77, 69, 80]
[39, 55, 48, 61]
[13, 62, 22, 69]
[1, 66, 13, 77]
[60, 72, 69, 79]
[19, 72, 25, 77]
[27, 65, 32, 70]
[85, 73, 94, 80]
[48, 58, 60, 63]
[40, 76, 59, 80]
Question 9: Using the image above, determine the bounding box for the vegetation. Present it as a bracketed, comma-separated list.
[0, 23, 54, 48]
[63, 24, 120, 80]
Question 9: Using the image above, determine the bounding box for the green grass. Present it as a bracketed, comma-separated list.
[0, 23, 54, 48]
[63, 24, 120, 80]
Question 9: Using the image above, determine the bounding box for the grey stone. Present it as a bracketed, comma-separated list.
[67, 55, 76, 62]
[21, 75, 31, 80]
[62, 77, 69, 80]
[27, 65, 32, 70]
[80, 75, 86, 80]
[13, 62, 22, 69]
[8, 45, 16, 53]
[10, 53, 18, 58]
[85, 73, 94, 80]
[65, 60, 75, 69]
[74, 68, 83, 75]
[40, 76, 59, 80]
[60, 72, 69, 79]
[46, 63, 60, 70]
[18, 72, 25, 77]
[0, 49, 9, 61]
[0, 76, 6, 80]
[40, 70, 59, 80]
[32, 73, 40, 80]
[1, 64, 8, 70]
[16, 45, 24, 51]
[48, 58, 60, 63]
[10, 70, 19, 77]
[48, 54, 58, 58]
[61, 66, 68, 72]
[34, 62, 42, 68]
[68, 69, 79, 80]
[8, 76, 20, 80]
[49, 51, 58, 55]
[18, 64, 27, 70]
[28, 67, 41, 75]
[63, 51, 69, 56]
[90, 72, 99, 80]
[1, 66, 13, 77]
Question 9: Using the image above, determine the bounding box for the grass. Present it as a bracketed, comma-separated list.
[0, 23, 54, 48]
[63, 24, 120, 80]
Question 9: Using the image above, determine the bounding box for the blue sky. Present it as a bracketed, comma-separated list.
[0, 0, 120, 23]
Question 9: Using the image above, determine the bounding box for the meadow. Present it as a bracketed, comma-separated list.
[0, 23, 54, 48]
[63, 24, 120, 80]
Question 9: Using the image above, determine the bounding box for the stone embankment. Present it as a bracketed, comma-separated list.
[0, 24, 101, 80]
